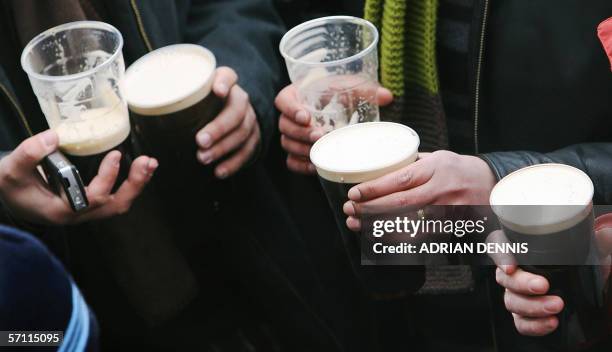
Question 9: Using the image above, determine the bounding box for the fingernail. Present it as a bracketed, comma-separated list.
[346, 217, 361, 231]
[348, 188, 361, 201]
[544, 298, 562, 314]
[145, 158, 158, 176]
[295, 110, 309, 124]
[197, 133, 212, 148]
[528, 278, 547, 294]
[343, 201, 355, 216]
[216, 168, 228, 179]
[41, 130, 58, 148]
[309, 131, 324, 142]
[147, 158, 158, 171]
[217, 83, 229, 97]
[547, 317, 559, 330]
[501, 265, 510, 274]
[198, 151, 213, 165]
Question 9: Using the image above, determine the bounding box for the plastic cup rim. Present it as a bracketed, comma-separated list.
[124, 44, 217, 114]
[279, 16, 379, 68]
[21, 20, 124, 82]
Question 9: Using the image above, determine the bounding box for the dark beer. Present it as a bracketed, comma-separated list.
[123, 44, 225, 223]
[310, 121, 423, 295]
[490, 164, 610, 351]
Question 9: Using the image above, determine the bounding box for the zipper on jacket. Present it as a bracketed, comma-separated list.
[130, 0, 153, 52]
[0, 83, 33, 136]
[473, 0, 489, 154]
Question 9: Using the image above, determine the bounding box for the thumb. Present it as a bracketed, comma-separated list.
[8, 130, 58, 174]
[376, 87, 394, 107]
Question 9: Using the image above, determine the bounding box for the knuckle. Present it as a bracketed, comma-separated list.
[274, 90, 289, 111]
[235, 87, 249, 105]
[1, 168, 19, 185]
[280, 135, 288, 149]
[21, 144, 39, 162]
[239, 121, 252, 139]
[503, 291, 513, 310]
[359, 184, 375, 199]
[278, 117, 288, 133]
[206, 123, 222, 140]
[274, 93, 284, 110]
[114, 202, 131, 216]
[395, 168, 413, 188]
[434, 150, 458, 166]
[515, 320, 529, 335]
[396, 193, 412, 208]
[525, 304, 538, 317]
[218, 66, 234, 77]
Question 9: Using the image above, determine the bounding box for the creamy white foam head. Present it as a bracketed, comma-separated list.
[310, 122, 419, 183]
[56, 103, 130, 156]
[490, 164, 594, 234]
[124, 44, 215, 115]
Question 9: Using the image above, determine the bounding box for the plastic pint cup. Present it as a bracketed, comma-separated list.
[21, 21, 131, 182]
[310, 122, 423, 295]
[280, 16, 380, 134]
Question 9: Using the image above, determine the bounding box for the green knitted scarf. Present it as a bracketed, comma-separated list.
[365, 0, 448, 151]
[365, 0, 439, 97]
[365, 1, 468, 296]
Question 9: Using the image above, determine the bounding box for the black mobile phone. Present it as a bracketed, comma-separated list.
[42, 151, 88, 212]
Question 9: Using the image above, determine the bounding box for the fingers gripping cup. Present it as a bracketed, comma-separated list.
[21, 21, 131, 182]
[490, 164, 610, 351]
[310, 122, 423, 295]
[280, 16, 380, 134]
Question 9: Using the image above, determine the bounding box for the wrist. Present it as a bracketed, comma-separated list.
[465, 155, 497, 204]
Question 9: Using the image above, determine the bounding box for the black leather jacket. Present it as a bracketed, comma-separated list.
[475, 0, 612, 204]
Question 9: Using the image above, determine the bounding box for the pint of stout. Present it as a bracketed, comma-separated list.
[310, 122, 424, 294]
[124, 44, 224, 203]
[490, 164, 610, 351]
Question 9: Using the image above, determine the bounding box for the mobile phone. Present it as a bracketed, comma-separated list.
[42, 152, 88, 212]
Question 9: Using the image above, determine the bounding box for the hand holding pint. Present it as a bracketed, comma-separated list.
[489, 164, 611, 350]
[310, 121, 423, 294]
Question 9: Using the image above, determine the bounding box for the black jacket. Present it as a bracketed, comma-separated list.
[476, 0, 612, 204]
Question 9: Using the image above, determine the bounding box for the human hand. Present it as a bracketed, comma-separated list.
[195, 67, 260, 179]
[0, 130, 158, 225]
[343, 150, 496, 231]
[495, 217, 612, 336]
[275, 84, 393, 174]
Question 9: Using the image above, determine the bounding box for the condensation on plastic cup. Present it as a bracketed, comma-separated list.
[280, 16, 381, 134]
[21, 21, 124, 82]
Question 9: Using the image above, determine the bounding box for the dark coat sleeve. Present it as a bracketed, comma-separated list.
[182, 0, 285, 157]
[480, 143, 612, 204]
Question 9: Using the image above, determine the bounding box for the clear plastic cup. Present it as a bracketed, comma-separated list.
[280, 16, 380, 134]
[21, 21, 130, 157]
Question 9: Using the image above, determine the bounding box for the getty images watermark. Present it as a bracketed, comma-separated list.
[359, 205, 610, 265]
[370, 215, 527, 256]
